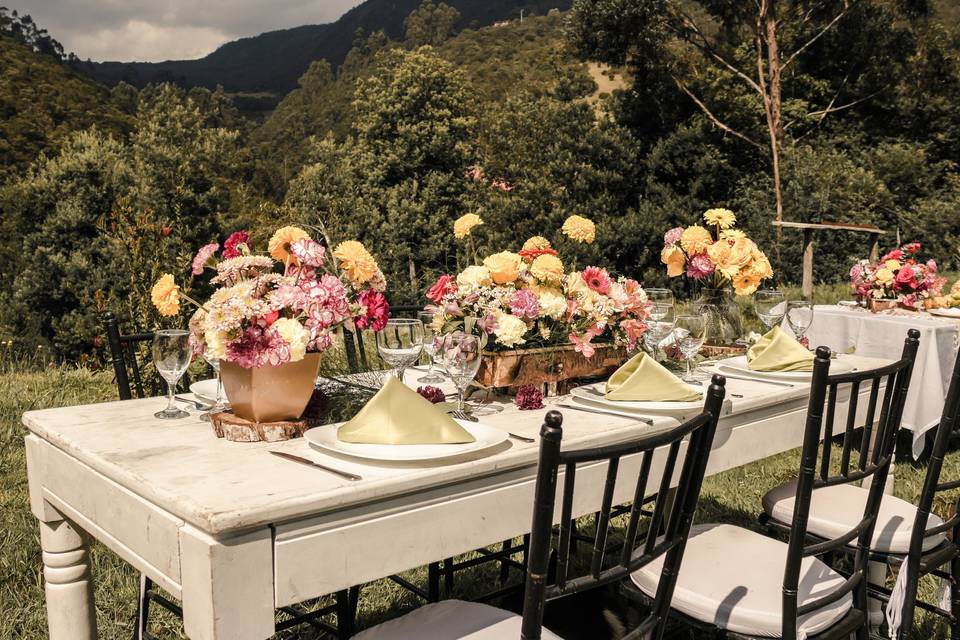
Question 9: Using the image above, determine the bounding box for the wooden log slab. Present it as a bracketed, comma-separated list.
[211, 412, 310, 443]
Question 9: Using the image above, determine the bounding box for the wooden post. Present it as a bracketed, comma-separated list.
[869, 232, 880, 262]
[802, 228, 814, 299]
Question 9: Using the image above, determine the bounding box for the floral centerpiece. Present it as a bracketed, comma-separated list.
[426, 215, 648, 390]
[660, 208, 774, 347]
[850, 242, 945, 312]
[150, 226, 388, 423]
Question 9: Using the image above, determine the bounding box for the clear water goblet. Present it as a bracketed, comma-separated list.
[786, 299, 815, 343]
[417, 311, 446, 383]
[673, 314, 706, 384]
[645, 288, 675, 322]
[375, 318, 424, 384]
[754, 290, 786, 331]
[152, 329, 191, 419]
[644, 303, 676, 360]
[441, 331, 482, 414]
[200, 353, 225, 422]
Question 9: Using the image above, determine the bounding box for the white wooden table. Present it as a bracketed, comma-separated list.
[24, 355, 888, 640]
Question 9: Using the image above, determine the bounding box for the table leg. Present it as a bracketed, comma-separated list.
[40, 516, 97, 640]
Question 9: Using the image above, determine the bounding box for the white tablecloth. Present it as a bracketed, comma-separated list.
[802, 305, 959, 457]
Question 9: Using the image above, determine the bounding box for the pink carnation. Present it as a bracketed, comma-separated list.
[582, 266, 612, 295]
[226, 325, 291, 368]
[289, 238, 326, 268]
[192, 243, 220, 276]
[508, 289, 540, 319]
[686, 252, 715, 280]
[355, 289, 390, 331]
[664, 227, 684, 245]
[222, 231, 250, 259]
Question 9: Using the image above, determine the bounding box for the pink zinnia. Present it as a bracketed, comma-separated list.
[427, 274, 457, 304]
[191, 243, 220, 276]
[664, 227, 684, 245]
[686, 253, 715, 280]
[355, 289, 390, 331]
[223, 231, 250, 259]
[582, 266, 612, 295]
[508, 289, 540, 319]
[289, 238, 326, 268]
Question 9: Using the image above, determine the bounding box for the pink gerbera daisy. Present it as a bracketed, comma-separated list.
[582, 266, 612, 295]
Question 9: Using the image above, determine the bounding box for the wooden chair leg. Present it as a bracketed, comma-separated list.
[336, 589, 353, 638]
[952, 554, 960, 640]
[134, 574, 151, 640]
[498, 540, 512, 584]
[428, 562, 440, 602]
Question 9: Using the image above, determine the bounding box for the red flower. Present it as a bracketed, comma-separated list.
[160, 225, 172, 237]
[515, 384, 544, 410]
[895, 266, 918, 290]
[881, 248, 904, 262]
[903, 242, 922, 255]
[355, 289, 390, 331]
[518, 247, 558, 262]
[263, 310, 280, 326]
[223, 231, 250, 259]
[427, 275, 457, 304]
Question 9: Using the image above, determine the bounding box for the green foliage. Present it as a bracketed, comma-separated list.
[405, 1, 460, 47]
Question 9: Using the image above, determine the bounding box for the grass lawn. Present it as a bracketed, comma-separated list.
[2, 290, 959, 638]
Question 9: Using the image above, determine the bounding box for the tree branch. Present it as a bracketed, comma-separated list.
[668, 9, 764, 95]
[672, 75, 764, 149]
[807, 89, 882, 119]
[782, 1, 850, 70]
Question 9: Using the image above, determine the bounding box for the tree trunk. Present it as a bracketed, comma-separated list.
[764, 0, 784, 224]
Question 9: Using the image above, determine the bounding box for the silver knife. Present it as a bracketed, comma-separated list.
[270, 451, 362, 481]
[706, 371, 796, 388]
[554, 402, 655, 425]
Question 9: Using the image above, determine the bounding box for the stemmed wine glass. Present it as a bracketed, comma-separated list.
[417, 311, 445, 384]
[441, 331, 482, 415]
[152, 329, 191, 419]
[754, 290, 786, 331]
[786, 299, 815, 345]
[375, 318, 424, 383]
[673, 315, 706, 384]
[645, 288, 675, 312]
[200, 353, 226, 422]
[644, 303, 676, 361]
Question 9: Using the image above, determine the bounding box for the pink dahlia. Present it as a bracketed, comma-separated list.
[508, 289, 540, 319]
[427, 274, 457, 304]
[582, 266, 612, 295]
[355, 289, 389, 331]
[289, 238, 326, 268]
[664, 227, 684, 245]
[191, 243, 220, 276]
[686, 252, 715, 280]
[222, 231, 250, 259]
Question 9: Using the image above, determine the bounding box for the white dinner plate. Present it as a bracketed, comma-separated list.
[716, 355, 855, 381]
[929, 308, 960, 319]
[569, 382, 704, 413]
[305, 419, 509, 462]
[189, 379, 220, 404]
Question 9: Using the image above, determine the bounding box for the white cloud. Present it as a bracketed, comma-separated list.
[67, 20, 233, 62]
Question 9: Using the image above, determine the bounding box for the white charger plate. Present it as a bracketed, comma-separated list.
[189, 379, 220, 404]
[716, 355, 855, 381]
[570, 382, 704, 413]
[305, 419, 508, 462]
[929, 308, 960, 319]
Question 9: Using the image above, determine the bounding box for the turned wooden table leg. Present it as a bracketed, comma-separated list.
[40, 516, 97, 640]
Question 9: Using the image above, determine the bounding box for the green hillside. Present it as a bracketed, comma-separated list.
[0, 36, 132, 179]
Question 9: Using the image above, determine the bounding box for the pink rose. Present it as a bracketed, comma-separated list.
[427, 274, 457, 304]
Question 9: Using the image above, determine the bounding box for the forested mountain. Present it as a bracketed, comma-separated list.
[75, 0, 571, 101]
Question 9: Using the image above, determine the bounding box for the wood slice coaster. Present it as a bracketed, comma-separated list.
[211, 411, 310, 443]
[701, 344, 747, 359]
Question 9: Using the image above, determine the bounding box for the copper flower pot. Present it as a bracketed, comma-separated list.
[868, 298, 899, 313]
[220, 353, 321, 423]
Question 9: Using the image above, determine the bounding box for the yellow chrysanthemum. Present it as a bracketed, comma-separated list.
[703, 208, 736, 230]
[483, 251, 523, 285]
[561, 215, 596, 244]
[268, 226, 310, 262]
[522, 236, 552, 251]
[453, 214, 484, 239]
[679, 225, 713, 254]
[530, 254, 564, 282]
[719, 229, 746, 241]
[151, 274, 180, 317]
[661, 245, 686, 278]
[333, 240, 379, 286]
[733, 271, 762, 296]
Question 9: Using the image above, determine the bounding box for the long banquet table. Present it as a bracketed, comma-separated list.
[24, 355, 889, 640]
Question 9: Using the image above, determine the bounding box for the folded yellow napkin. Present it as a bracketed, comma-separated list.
[605, 352, 702, 402]
[337, 376, 476, 444]
[747, 326, 815, 372]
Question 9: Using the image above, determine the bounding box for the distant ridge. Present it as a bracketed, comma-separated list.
[76, 0, 571, 97]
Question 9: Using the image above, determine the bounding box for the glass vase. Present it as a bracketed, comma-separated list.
[693, 287, 743, 347]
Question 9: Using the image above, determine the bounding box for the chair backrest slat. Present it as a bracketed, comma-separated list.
[103, 313, 157, 401]
[819, 382, 838, 479]
[519, 376, 727, 640]
[838, 379, 860, 476]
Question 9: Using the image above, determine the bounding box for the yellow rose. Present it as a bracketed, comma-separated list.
[453, 213, 483, 239]
[561, 215, 596, 244]
[482, 251, 522, 285]
[333, 240, 379, 286]
[456, 265, 492, 294]
[680, 225, 713, 254]
[733, 271, 761, 296]
[522, 236, 552, 251]
[875, 268, 894, 284]
[661, 245, 686, 278]
[530, 254, 564, 282]
[884, 259, 902, 271]
[268, 226, 310, 262]
[706, 240, 731, 268]
[703, 208, 736, 230]
[151, 274, 180, 317]
[751, 251, 774, 280]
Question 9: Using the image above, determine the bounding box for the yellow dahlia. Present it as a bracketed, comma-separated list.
[268, 226, 310, 262]
[151, 274, 180, 317]
[453, 213, 484, 239]
[679, 225, 713, 254]
[561, 215, 596, 244]
[522, 236, 552, 251]
[703, 208, 736, 230]
[530, 254, 564, 283]
[483, 251, 523, 285]
[333, 240, 379, 286]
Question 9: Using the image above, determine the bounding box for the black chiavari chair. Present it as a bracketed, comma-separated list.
[103, 313, 357, 639]
[351, 376, 727, 639]
[635, 333, 920, 639]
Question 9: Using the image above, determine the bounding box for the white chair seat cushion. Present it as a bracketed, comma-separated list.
[762, 479, 945, 554]
[631, 524, 852, 637]
[352, 600, 564, 639]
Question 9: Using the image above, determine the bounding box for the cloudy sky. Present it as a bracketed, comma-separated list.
[19, 1, 365, 62]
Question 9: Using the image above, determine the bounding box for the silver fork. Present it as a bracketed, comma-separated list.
[450, 410, 534, 443]
[175, 396, 211, 411]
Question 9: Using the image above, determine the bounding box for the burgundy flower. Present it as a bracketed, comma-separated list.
[417, 386, 446, 404]
[355, 289, 390, 331]
[515, 384, 544, 410]
[223, 231, 250, 259]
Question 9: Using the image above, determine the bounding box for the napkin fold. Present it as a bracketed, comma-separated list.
[605, 352, 702, 402]
[747, 326, 815, 372]
[337, 376, 476, 444]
